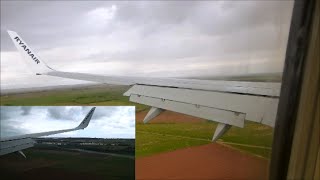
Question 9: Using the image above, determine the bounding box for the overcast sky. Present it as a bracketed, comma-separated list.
[0, 106, 135, 138]
[0, 1, 294, 90]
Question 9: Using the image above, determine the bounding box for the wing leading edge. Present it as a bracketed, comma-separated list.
[8, 30, 281, 142]
[0, 107, 96, 157]
[7, 30, 280, 97]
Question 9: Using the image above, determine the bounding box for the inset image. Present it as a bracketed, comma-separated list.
[0, 106, 135, 180]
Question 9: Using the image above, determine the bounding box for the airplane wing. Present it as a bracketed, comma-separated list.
[0, 107, 96, 157]
[7, 30, 281, 141]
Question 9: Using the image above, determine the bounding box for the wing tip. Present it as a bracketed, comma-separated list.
[7, 30, 16, 35]
[77, 107, 96, 129]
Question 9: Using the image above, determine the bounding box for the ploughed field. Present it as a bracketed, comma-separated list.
[136, 143, 269, 180]
[135, 111, 272, 179]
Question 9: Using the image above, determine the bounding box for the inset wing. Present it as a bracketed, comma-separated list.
[0, 107, 95, 156]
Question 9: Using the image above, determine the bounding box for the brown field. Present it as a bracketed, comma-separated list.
[136, 110, 270, 179]
[136, 110, 207, 123]
[136, 143, 269, 180]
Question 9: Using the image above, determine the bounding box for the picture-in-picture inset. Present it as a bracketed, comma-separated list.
[0, 106, 135, 180]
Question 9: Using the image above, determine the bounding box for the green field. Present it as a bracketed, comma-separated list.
[1, 86, 273, 159]
[0, 85, 148, 111]
[136, 121, 273, 159]
[0, 148, 134, 180]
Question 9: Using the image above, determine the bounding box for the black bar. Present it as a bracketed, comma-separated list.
[269, 0, 316, 179]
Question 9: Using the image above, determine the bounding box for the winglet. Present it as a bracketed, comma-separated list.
[7, 30, 55, 75]
[76, 107, 95, 129]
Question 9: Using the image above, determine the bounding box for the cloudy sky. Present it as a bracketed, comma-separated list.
[0, 106, 135, 138]
[0, 1, 294, 90]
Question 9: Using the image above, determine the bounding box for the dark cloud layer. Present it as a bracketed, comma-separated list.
[46, 106, 119, 121]
[20, 106, 32, 115]
[1, 1, 294, 89]
[0, 106, 135, 138]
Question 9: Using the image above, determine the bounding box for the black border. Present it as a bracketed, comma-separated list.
[269, 0, 316, 179]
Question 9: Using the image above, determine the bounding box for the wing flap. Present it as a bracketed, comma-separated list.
[0, 138, 35, 156]
[125, 85, 278, 127]
[130, 94, 246, 127]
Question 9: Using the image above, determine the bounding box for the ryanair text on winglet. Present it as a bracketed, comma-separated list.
[14, 36, 40, 64]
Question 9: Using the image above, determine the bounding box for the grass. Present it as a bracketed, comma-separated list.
[0, 148, 134, 180]
[30, 149, 134, 178]
[136, 121, 273, 159]
[136, 131, 209, 157]
[0, 85, 148, 112]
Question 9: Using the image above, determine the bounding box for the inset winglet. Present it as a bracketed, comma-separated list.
[76, 107, 96, 129]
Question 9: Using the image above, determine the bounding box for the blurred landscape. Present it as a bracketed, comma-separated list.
[0, 74, 278, 160]
[0, 138, 135, 180]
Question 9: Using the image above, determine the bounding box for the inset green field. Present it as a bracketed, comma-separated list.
[0, 148, 134, 180]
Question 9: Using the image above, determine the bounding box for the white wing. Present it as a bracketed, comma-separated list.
[7, 30, 281, 141]
[0, 107, 95, 157]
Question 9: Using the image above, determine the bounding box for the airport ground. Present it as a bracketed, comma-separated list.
[1, 85, 273, 178]
[0, 85, 273, 158]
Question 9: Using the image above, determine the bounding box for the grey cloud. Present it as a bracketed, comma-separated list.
[188, 1, 292, 36]
[90, 106, 120, 120]
[115, 1, 198, 28]
[20, 106, 32, 115]
[1, 106, 135, 138]
[0, 106, 18, 121]
[46, 107, 81, 121]
[76, 1, 292, 64]
[1, 1, 292, 51]
[0, 106, 32, 121]
[46, 106, 119, 122]
[114, 1, 292, 36]
[1, 1, 111, 51]
[1, 123, 24, 137]
[1, 106, 30, 137]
